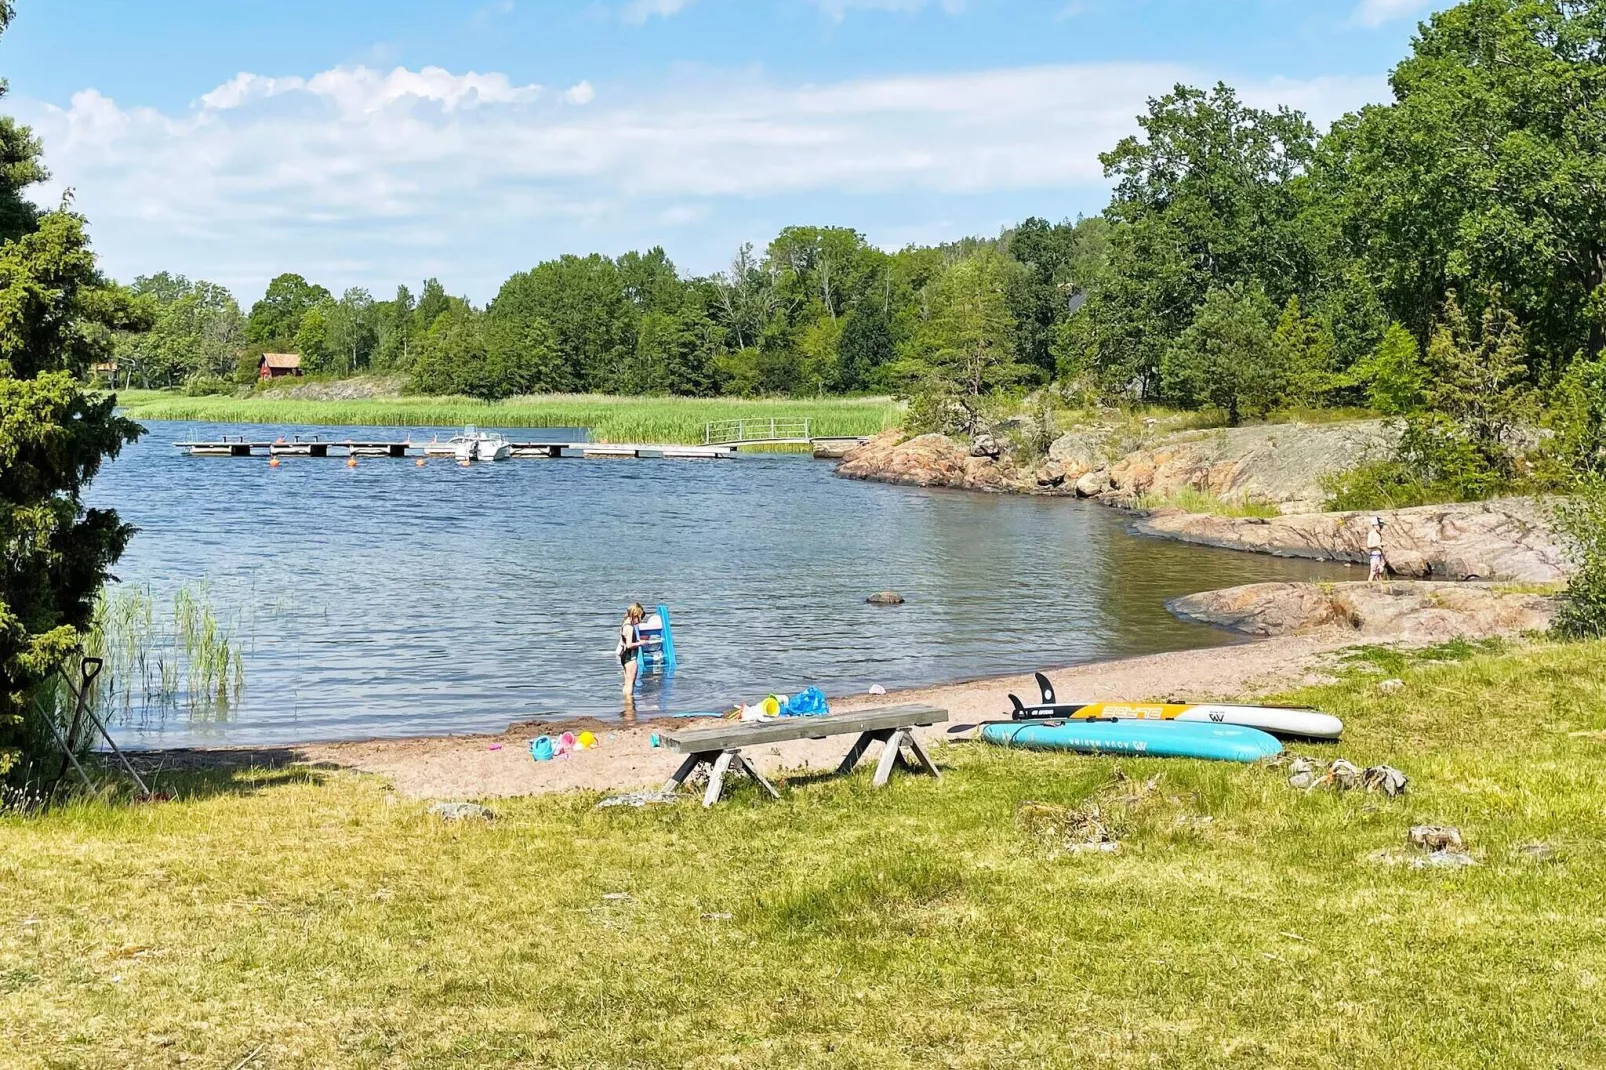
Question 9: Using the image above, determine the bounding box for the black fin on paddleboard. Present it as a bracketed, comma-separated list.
[1009, 694, 1025, 713]
[1035, 672, 1056, 705]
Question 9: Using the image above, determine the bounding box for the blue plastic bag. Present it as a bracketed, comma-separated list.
[781, 687, 830, 717]
[529, 735, 554, 762]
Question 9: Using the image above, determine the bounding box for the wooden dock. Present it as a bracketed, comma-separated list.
[175, 419, 871, 462]
[173, 435, 740, 460]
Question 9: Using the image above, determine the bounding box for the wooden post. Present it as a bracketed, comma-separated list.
[702, 751, 735, 808]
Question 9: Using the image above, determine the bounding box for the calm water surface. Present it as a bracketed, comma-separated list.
[90, 420, 1349, 746]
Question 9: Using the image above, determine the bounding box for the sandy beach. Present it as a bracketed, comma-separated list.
[135, 632, 1362, 799]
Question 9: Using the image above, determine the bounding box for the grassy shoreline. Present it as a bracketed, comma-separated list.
[4, 639, 1605, 1067]
[113, 389, 905, 444]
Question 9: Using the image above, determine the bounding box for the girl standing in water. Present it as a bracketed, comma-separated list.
[618, 603, 647, 697]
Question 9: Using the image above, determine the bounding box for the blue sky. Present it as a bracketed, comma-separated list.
[0, 0, 1443, 304]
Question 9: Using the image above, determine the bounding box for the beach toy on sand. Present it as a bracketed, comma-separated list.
[649, 733, 661, 748]
[738, 696, 782, 722]
[529, 736, 554, 762]
[577, 731, 597, 750]
[488, 744, 503, 752]
[556, 731, 577, 757]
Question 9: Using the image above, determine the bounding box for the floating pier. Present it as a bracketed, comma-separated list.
[173, 435, 741, 460]
[174, 420, 871, 462]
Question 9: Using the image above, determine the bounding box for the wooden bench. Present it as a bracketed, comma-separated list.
[659, 704, 948, 807]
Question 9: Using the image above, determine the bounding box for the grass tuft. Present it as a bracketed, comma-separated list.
[1138, 486, 1284, 518]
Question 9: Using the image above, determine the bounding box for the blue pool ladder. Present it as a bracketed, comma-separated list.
[637, 604, 677, 672]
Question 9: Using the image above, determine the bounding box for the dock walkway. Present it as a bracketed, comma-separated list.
[175, 419, 870, 462]
[173, 436, 739, 460]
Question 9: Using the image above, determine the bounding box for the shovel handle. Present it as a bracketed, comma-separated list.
[80, 657, 103, 686]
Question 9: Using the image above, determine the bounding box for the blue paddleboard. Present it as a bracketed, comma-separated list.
[981, 719, 1282, 763]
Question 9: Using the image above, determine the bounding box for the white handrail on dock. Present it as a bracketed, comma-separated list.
[702, 418, 812, 445]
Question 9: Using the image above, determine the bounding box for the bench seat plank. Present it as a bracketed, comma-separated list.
[661, 704, 947, 754]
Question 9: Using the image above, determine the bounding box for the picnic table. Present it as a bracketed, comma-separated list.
[659, 704, 948, 807]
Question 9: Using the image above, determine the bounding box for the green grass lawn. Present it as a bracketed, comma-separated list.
[4, 641, 1606, 1068]
[112, 390, 904, 444]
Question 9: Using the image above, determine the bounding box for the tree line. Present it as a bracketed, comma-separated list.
[105, 0, 1606, 505]
[114, 218, 1110, 413]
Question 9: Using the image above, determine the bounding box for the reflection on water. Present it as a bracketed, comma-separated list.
[89, 420, 1350, 747]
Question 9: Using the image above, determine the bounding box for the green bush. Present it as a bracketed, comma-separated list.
[1554, 477, 1606, 640]
[182, 374, 234, 397]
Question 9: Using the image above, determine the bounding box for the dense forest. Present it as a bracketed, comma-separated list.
[118, 220, 1108, 409]
[117, 0, 1606, 506]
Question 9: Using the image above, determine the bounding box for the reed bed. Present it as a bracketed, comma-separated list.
[115, 391, 905, 443]
[81, 582, 245, 719]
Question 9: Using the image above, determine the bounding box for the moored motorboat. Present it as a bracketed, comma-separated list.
[449, 426, 511, 462]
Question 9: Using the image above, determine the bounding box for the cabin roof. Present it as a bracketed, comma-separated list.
[260, 353, 302, 369]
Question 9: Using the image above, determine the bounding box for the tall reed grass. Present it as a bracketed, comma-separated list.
[81, 582, 246, 720]
[115, 391, 905, 443]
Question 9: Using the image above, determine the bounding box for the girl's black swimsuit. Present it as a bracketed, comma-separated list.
[620, 624, 639, 665]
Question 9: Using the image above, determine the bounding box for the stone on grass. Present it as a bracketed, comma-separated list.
[1412, 851, 1478, 869]
[1409, 825, 1464, 852]
[1379, 678, 1405, 694]
[429, 802, 494, 822]
[1326, 759, 1361, 790]
[1362, 765, 1408, 797]
[867, 591, 906, 606]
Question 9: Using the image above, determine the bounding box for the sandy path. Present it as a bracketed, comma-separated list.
[220, 633, 1357, 800]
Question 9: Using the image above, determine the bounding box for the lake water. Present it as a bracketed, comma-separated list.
[89, 420, 1349, 747]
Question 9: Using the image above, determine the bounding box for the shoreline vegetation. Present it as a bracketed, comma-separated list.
[113, 388, 905, 443]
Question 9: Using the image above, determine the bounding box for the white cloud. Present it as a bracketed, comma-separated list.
[1350, 0, 1436, 28]
[198, 66, 540, 117]
[19, 62, 1387, 301]
[622, 0, 691, 23]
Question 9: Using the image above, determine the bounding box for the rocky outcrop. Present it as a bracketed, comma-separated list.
[1169, 581, 1556, 642]
[1099, 421, 1398, 513]
[840, 419, 1400, 507]
[1135, 498, 1567, 583]
[836, 432, 1071, 495]
[1047, 426, 1119, 477]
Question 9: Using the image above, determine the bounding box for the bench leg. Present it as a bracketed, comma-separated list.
[904, 732, 942, 780]
[837, 729, 889, 776]
[872, 729, 908, 787]
[731, 753, 780, 800]
[662, 752, 708, 794]
[702, 751, 736, 808]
